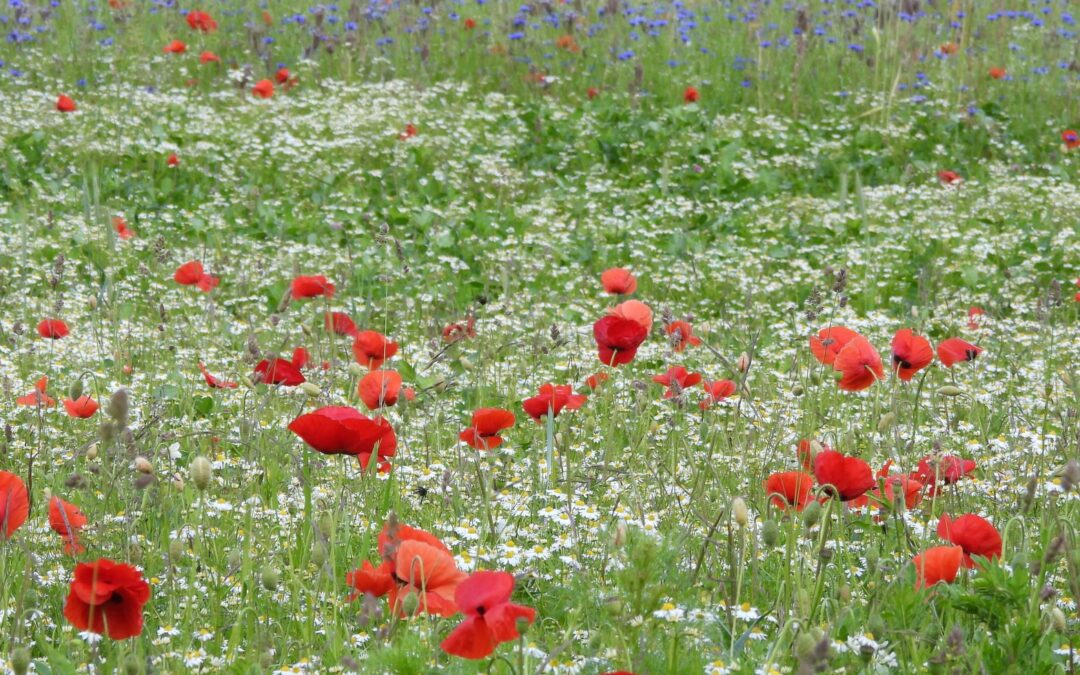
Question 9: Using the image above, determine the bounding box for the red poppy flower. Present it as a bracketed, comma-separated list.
[442, 316, 476, 343]
[988, 67, 1006, 80]
[398, 123, 418, 141]
[358, 370, 403, 410]
[37, 318, 69, 339]
[594, 314, 649, 366]
[764, 471, 814, 511]
[849, 474, 924, 511]
[460, 408, 516, 450]
[254, 358, 305, 386]
[63, 396, 100, 418]
[166, 153, 180, 167]
[291, 347, 311, 370]
[608, 299, 653, 333]
[584, 372, 609, 390]
[912, 546, 963, 589]
[913, 455, 976, 494]
[522, 384, 586, 422]
[441, 570, 537, 660]
[587, 87, 599, 100]
[834, 335, 885, 391]
[890, 329, 933, 381]
[353, 330, 398, 370]
[186, 10, 217, 32]
[937, 170, 962, 186]
[252, 79, 274, 99]
[17, 377, 56, 407]
[600, 268, 637, 295]
[813, 450, 874, 501]
[683, 86, 699, 103]
[0, 471, 29, 539]
[288, 406, 397, 470]
[63, 559, 151, 639]
[112, 216, 135, 239]
[275, 67, 291, 85]
[198, 50, 220, 64]
[1064, 130, 1080, 150]
[937, 337, 981, 367]
[652, 366, 702, 399]
[173, 260, 219, 292]
[463, 17, 476, 29]
[797, 439, 819, 470]
[347, 522, 464, 615]
[699, 379, 736, 410]
[325, 311, 360, 337]
[57, 94, 77, 112]
[49, 496, 88, 555]
[808, 326, 858, 366]
[290, 275, 335, 299]
[666, 320, 702, 352]
[967, 306, 984, 330]
[198, 362, 237, 389]
[939, 42, 959, 55]
[163, 39, 187, 54]
[938, 513, 1002, 568]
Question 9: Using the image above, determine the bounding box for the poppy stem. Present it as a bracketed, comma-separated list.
[545, 406, 555, 484]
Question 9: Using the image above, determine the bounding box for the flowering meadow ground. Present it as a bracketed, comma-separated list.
[1, 1, 1080, 673]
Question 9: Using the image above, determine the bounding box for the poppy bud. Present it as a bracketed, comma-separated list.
[347, 362, 366, 377]
[810, 372, 822, 386]
[299, 382, 321, 398]
[838, 584, 851, 603]
[108, 388, 129, 424]
[731, 497, 748, 528]
[228, 549, 242, 569]
[515, 615, 531, 636]
[11, 648, 31, 675]
[761, 520, 779, 547]
[311, 543, 327, 568]
[318, 511, 334, 538]
[937, 385, 962, 397]
[261, 565, 280, 591]
[190, 456, 212, 490]
[171, 473, 185, 490]
[867, 614, 885, 637]
[134, 456, 153, 474]
[399, 592, 420, 615]
[865, 548, 879, 574]
[1061, 370, 1073, 387]
[613, 522, 627, 548]
[796, 588, 811, 615]
[459, 356, 475, 371]
[737, 352, 750, 372]
[1061, 460, 1080, 492]
[69, 379, 84, 400]
[1048, 607, 1067, 632]
[794, 631, 817, 660]
[99, 422, 116, 443]
[134, 474, 155, 490]
[792, 384, 804, 396]
[169, 539, 185, 559]
[87, 295, 98, 310]
[877, 412, 896, 433]
[810, 440, 824, 454]
[123, 654, 145, 675]
[86, 443, 99, 460]
[240, 375, 255, 388]
[802, 501, 822, 528]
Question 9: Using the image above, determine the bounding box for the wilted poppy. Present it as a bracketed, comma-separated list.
[358, 370, 403, 410]
[808, 326, 858, 366]
[198, 362, 237, 389]
[288, 406, 397, 470]
[63, 396, 100, 418]
[522, 384, 586, 422]
[699, 379, 736, 410]
[442, 316, 476, 343]
[186, 10, 217, 32]
[594, 314, 648, 366]
[652, 366, 702, 399]
[938, 513, 1002, 567]
[37, 318, 69, 339]
[325, 311, 360, 337]
[834, 335, 885, 391]
[252, 79, 274, 99]
[912, 546, 963, 589]
[441, 571, 536, 660]
[353, 330, 398, 370]
[63, 559, 151, 639]
[49, 496, 88, 555]
[813, 450, 875, 501]
[346, 521, 464, 616]
[0, 471, 29, 539]
[460, 408, 516, 450]
[254, 358, 305, 386]
[666, 321, 702, 352]
[17, 377, 56, 407]
[57, 94, 76, 112]
[163, 39, 187, 54]
[291, 275, 335, 299]
[891, 329, 933, 381]
[937, 338, 981, 367]
[600, 268, 637, 295]
[967, 307, 984, 330]
[764, 471, 814, 511]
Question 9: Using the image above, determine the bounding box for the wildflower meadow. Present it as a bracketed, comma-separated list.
[1, 0, 1079, 673]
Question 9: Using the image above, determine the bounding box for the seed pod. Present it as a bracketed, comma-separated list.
[299, 382, 321, 398]
[189, 456, 211, 491]
[761, 520, 779, 547]
[937, 385, 962, 397]
[731, 497, 749, 528]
